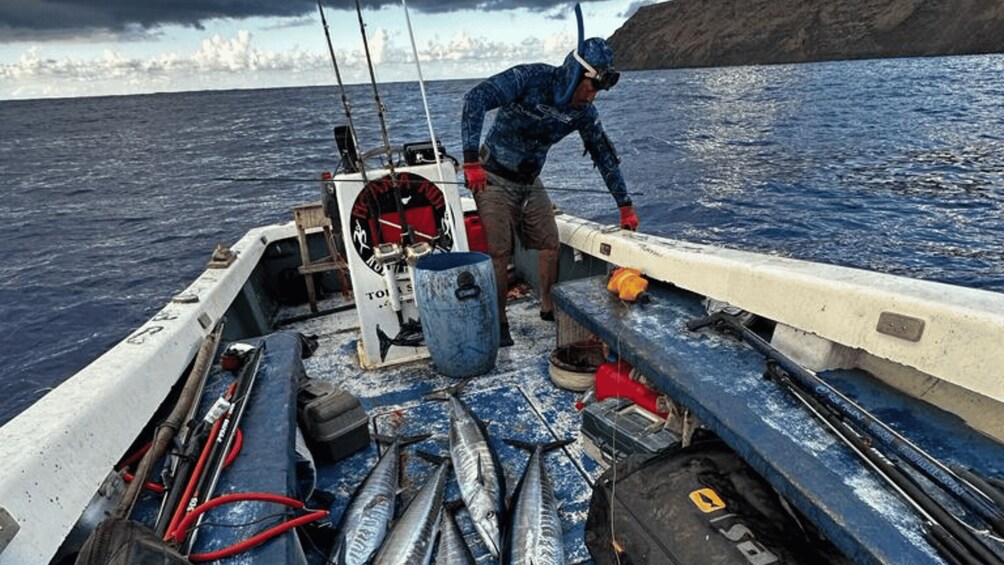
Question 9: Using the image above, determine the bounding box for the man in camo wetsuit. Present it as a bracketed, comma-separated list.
[461, 37, 639, 347]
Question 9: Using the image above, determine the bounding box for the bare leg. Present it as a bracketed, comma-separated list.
[489, 250, 510, 326]
[538, 247, 558, 316]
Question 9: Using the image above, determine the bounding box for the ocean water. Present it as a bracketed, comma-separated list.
[2, 54, 1003, 424]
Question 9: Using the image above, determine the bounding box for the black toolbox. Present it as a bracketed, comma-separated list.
[297, 379, 370, 463]
[581, 397, 680, 465]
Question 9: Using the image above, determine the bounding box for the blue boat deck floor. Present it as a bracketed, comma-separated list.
[282, 292, 603, 563]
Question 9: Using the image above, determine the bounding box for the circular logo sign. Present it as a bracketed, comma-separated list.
[348, 172, 453, 274]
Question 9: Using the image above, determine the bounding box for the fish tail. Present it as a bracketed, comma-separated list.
[504, 437, 575, 452]
[421, 377, 474, 401]
[415, 450, 452, 466]
[372, 432, 432, 446]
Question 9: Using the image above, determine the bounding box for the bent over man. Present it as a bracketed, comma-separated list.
[461, 37, 638, 346]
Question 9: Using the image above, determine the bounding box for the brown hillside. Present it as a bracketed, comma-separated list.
[607, 0, 1004, 69]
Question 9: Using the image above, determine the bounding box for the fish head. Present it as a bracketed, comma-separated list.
[473, 507, 502, 559]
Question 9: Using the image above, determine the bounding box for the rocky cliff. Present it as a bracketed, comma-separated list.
[607, 0, 1004, 70]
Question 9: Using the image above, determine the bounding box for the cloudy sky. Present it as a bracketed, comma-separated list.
[0, 0, 655, 100]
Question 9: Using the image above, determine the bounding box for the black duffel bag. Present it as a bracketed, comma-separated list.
[585, 437, 850, 564]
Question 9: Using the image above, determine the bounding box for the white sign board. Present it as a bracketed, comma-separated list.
[335, 161, 468, 368]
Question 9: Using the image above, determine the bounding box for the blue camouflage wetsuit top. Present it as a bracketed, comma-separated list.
[461, 38, 631, 209]
[460, 38, 630, 341]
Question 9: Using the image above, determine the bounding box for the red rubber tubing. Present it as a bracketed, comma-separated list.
[122, 471, 166, 494]
[223, 428, 243, 468]
[187, 509, 328, 562]
[117, 441, 152, 469]
[171, 492, 309, 542]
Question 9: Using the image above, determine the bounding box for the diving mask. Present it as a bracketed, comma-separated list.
[573, 50, 620, 90]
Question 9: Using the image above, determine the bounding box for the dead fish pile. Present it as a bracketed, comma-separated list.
[328, 385, 572, 564]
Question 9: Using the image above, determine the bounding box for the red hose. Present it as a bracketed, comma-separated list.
[122, 471, 165, 494]
[117, 441, 152, 469]
[170, 492, 326, 561]
[172, 492, 307, 540]
[187, 509, 328, 562]
[223, 429, 243, 468]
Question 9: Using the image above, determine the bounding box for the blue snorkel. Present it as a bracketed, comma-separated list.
[555, 3, 585, 107]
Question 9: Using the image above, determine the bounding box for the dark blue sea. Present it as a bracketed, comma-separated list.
[2, 54, 1003, 424]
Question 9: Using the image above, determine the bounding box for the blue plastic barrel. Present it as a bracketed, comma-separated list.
[414, 252, 499, 377]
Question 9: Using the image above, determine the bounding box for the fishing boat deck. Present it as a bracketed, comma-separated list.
[553, 275, 1004, 565]
[282, 289, 603, 563]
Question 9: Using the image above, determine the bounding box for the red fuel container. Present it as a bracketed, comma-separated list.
[595, 361, 667, 418]
[464, 212, 490, 253]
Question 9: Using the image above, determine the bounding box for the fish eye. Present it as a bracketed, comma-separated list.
[486, 510, 495, 519]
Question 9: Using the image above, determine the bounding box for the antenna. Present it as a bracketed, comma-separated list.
[400, 0, 445, 185]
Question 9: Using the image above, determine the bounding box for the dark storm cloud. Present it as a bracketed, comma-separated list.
[0, 0, 596, 41]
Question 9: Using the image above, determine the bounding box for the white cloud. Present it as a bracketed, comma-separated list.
[0, 26, 578, 99]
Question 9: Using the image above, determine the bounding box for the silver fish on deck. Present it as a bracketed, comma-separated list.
[504, 439, 573, 565]
[372, 460, 450, 565]
[331, 438, 405, 565]
[446, 393, 505, 559]
[434, 505, 476, 565]
[425, 380, 506, 559]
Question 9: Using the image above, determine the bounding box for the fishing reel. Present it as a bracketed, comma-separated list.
[405, 242, 433, 266]
[373, 243, 404, 265]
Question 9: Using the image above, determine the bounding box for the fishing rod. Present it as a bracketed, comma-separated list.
[316, 0, 368, 181]
[766, 361, 1001, 565]
[688, 313, 1004, 563]
[177, 345, 265, 554]
[353, 0, 413, 247]
[400, 0, 446, 186]
[212, 176, 645, 196]
[688, 312, 1004, 535]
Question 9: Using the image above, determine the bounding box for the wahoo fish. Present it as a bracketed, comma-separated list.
[426, 383, 506, 559]
[504, 439, 574, 565]
[372, 460, 450, 565]
[434, 504, 476, 565]
[332, 435, 427, 565]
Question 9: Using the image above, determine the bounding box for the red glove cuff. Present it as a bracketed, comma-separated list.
[618, 204, 639, 231]
[464, 162, 487, 193]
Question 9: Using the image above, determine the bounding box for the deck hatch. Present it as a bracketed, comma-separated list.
[876, 312, 925, 342]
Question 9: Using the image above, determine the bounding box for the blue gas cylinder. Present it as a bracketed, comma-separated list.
[414, 252, 499, 377]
